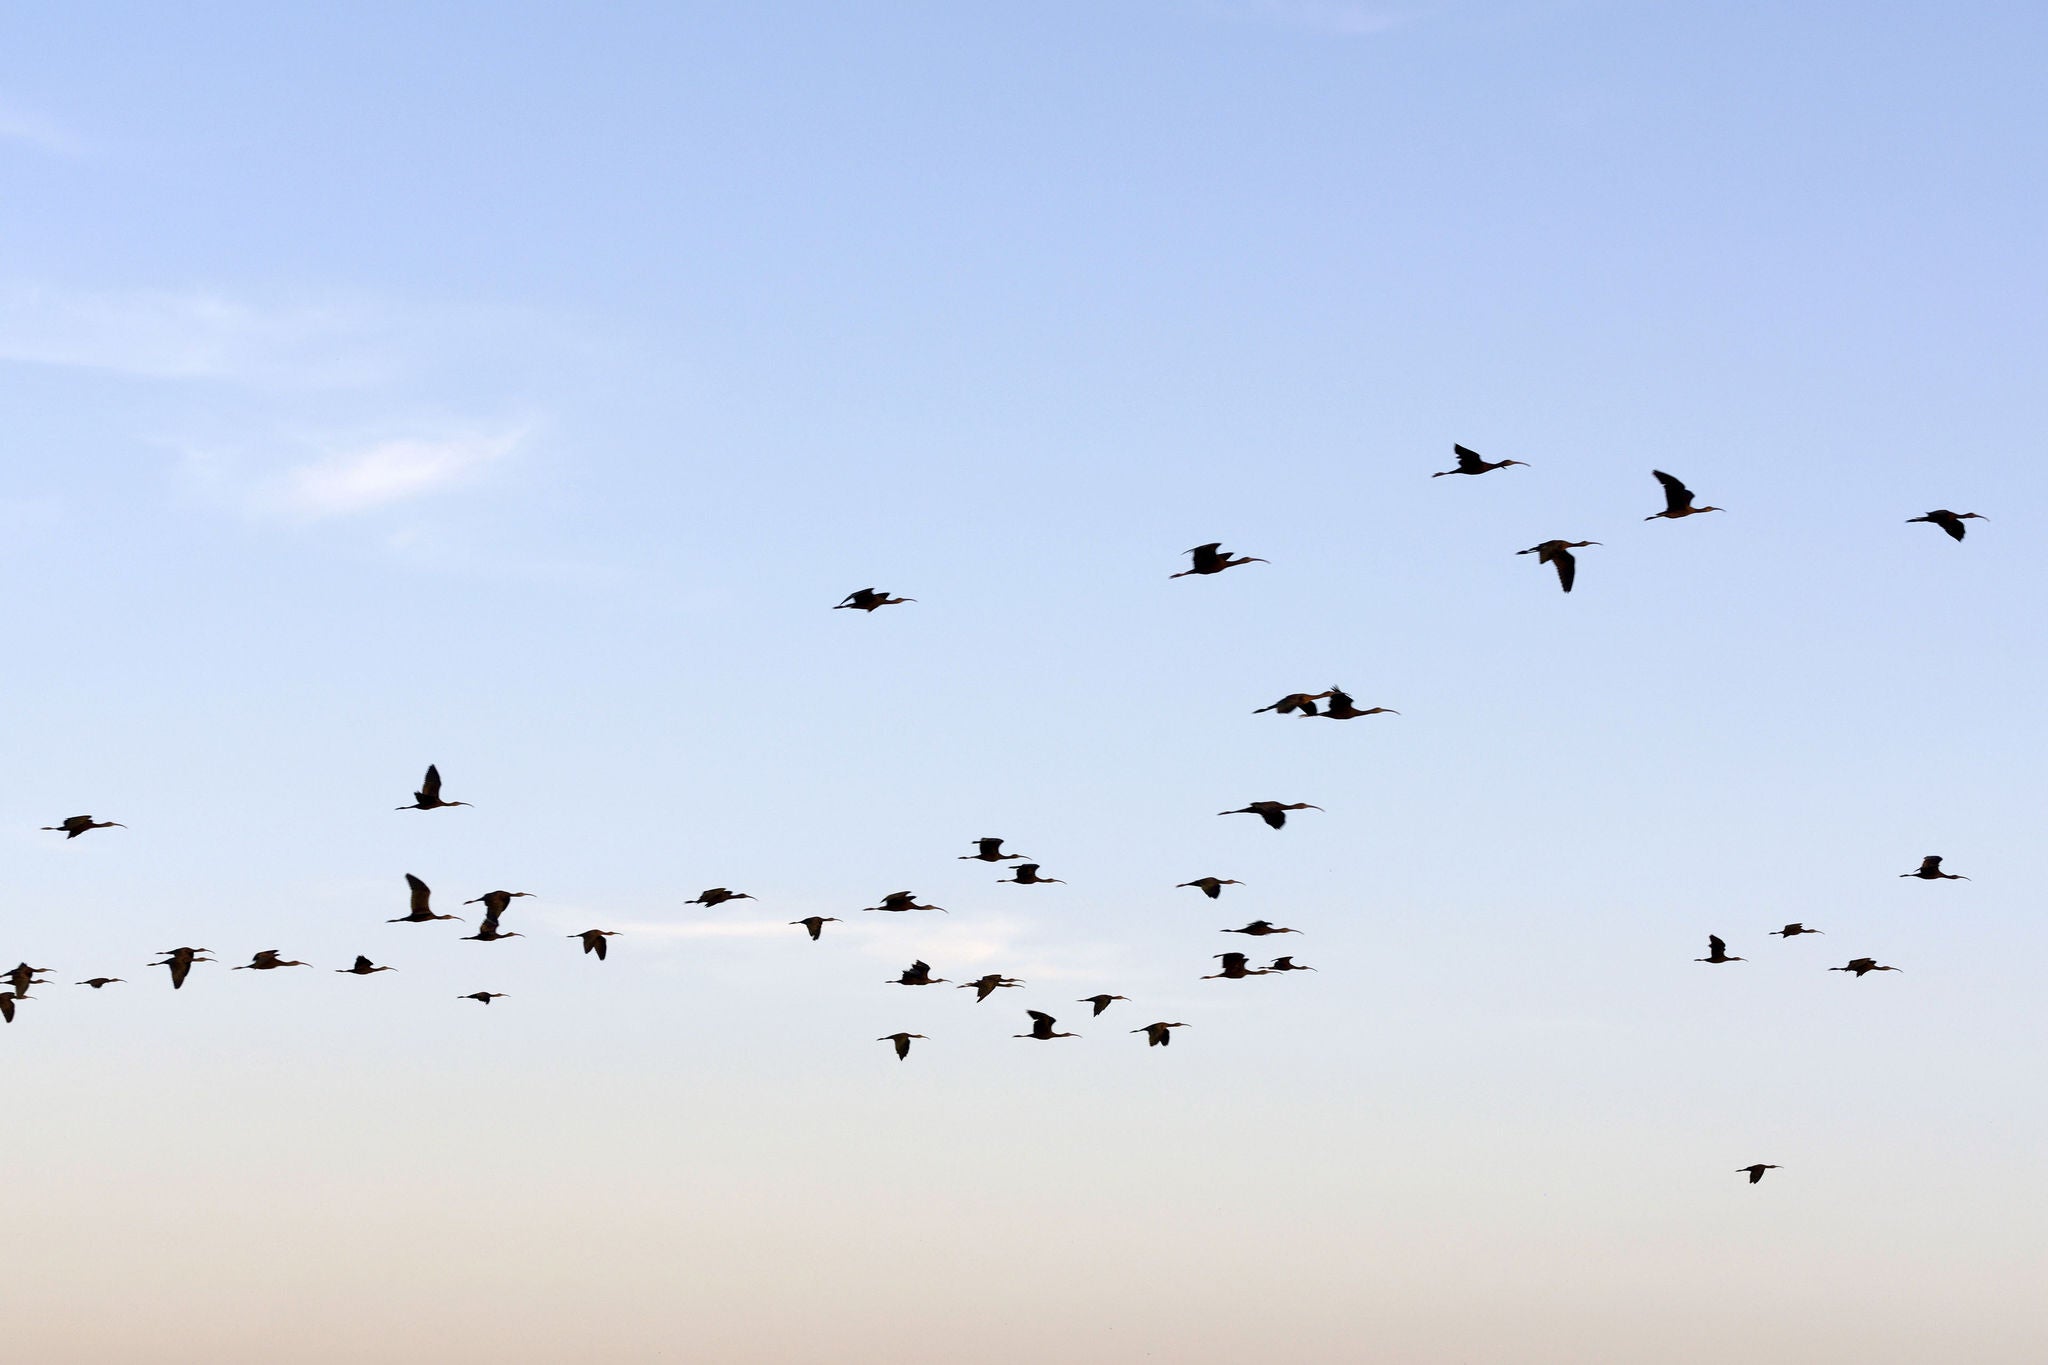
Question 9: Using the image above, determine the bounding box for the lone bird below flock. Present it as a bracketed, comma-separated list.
[234, 950, 309, 971]
[687, 888, 753, 907]
[337, 956, 394, 975]
[1220, 801, 1322, 830]
[835, 588, 913, 612]
[1001, 863, 1063, 885]
[1204, 952, 1268, 980]
[1015, 1009, 1079, 1040]
[396, 764, 469, 811]
[390, 874, 460, 924]
[889, 960, 945, 986]
[570, 929, 617, 960]
[866, 891, 945, 914]
[1770, 923, 1823, 938]
[878, 1032, 926, 1060]
[1134, 1021, 1188, 1046]
[1171, 543, 1266, 578]
[960, 837, 1025, 863]
[459, 992, 507, 1004]
[1647, 470, 1723, 520]
[959, 973, 1025, 1002]
[1079, 994, 1128, 1016]
[1225, 921, 1300, 937]
[1831, 958, 1902, 977]
[1518, 540, 1599, 593]
[43, 815, 125, 838]
[1739, 1164, 1781, 1185]
[1433, 443, 1527, 478]
[1178, 877, 1242, 900]
[1901, 856, 1968, 881]
[791, 916, 840, 940]
[1696, 935, 1743, 964]
[1907, 510, 1985, 541]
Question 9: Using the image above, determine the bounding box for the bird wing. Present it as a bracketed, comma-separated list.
[1260, 807, 1286, 828]
[1554, 549, 1576, 593]
[1708, 935, 1726, 955]
[420, 765, 444, 801]
[1451, 443, 1486, 473]
[407, 874, 431, 915]
[1026, 1009, 1054, 1024]
[1652, 469, 1693, 512]
[1918, 856, 1941, 875]
[1218, 952, 1247, 969]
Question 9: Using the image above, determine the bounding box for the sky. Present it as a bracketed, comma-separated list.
[4, 2, 2047, 1360]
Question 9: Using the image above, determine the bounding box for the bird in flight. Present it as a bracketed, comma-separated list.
[396, 764, 469, 811]
[1901, 855, 1968, 881]
[1266, 955, 1317, 972]
[1696, 935, 1744, 964]
[461, 921, 523, 944]
[1001, 863, 1064, 886]
[570, 929, 618, 960]
[5, 964, 50, 997]
[0, 992, 19, 1024]
[1078, 993, 1129, 1016]
[888, 960, 946, 986]
[959, 973, 1026, 1002]
[234, 950, 311, 971]
[459, 991, 508, 1004]
[1646, 469, 1723, 520]
[1309, 686, 1398, 720]
[1253, 691, 1330, 716]
[1907, 509, 1985, 541]
[687, 888, 754, 907]
[1769, 923, 1823, 938]
[1204, 951, 1269, 980]
[466, 890, 536, 922]
[1178, 877, 1243, 899]
[959, 837, 1026, 863]
[1219, 800, 1322, 830]
[865, 891, 945, 914]
[1432, 443, 1528, 478]
[1518, 540, 1599, 593]
[150, 947, 214, 990]
[1831, 957, 1902, 977]
[1014, 1009, 1080, 1040]
[337, 955, 395, 975]
[390, 874, 462, 924]
[790, 916, 841, 940]
[1223, 920, 1300, 937]
[835, 588, 913, 612]
[76, 977, 124, 989]
[878, 1032, 926, 1060]
[1134, 1021, 1188, 1047]
[42, 815, 125, 838]
[1738, 1164, 1781, 1185]
[1171, 543, 1267, 578]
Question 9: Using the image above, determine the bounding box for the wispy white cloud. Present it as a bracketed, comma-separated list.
[0, 102, 85, 156]
[274, 428, 525, 517]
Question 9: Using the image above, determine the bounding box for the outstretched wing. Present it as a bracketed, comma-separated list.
[1707, 935, 1726, 956]
[1652, 469, 1693, 513]
[1451, 443, 1487, 473]
[420, 765, 444, 802]
[1026, 1009, 1055, 1025]
[1554, 548, 1577, 593]
[406, 874, 431, 915]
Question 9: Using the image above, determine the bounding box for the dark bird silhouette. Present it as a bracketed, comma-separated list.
[1831, 957, 1902, 977]
[234, 949, 310, 971]
[1696, 935, 1744, 964]
[150, 947, 213, 990]
[1001, 863, 1064, 886]
[687, 887, 754, 907]
[567, 930, 616, 960]
[1134, 1021, 1187, 1046]
[1907, 510, 1985, 541]
[461, 922, 524, 943]
[1770, 923, 1823, 938]
[791, 916, 841, 940]
[1219, 800, 1322, 830]
[1309, 686, 1398, 720]
[889, 960, 946, 986]
[389, 874, 461, 924]
[835, 588, 913, 612]
[1646, 469, 1723, 520]
[4, 964, 50, 996]
[459, 991, 507, 1004]
[1433, 443, 1528, 478]
[42, 815, 125, 838]
[465, 890, 536, 922]
[76, 977, 124, 989]
[1204, 951, 1270, 980]
[1015, 1009, 1079, 1040]
[337, 956, 395, 975]
[959, 973, 1026, 1002]
[1901, 855, 1968, 881]
[1253, 691, 1330, 716]
[1267, 955, 1317, 972]
[1739, 1164, 1781, 1185]
[865, 891, 945, 914]
[1171, 543, 1267, 578]
[0, 992, 17, 1024]
[960, 837, 1026, 862]
[1517, 540, 1599, 593]
[396, 764, 470, 810]
[1224, 920, 1300, 937]
[1178, 877, 1243, 899]
[878, 1032, 926, 1060]
[1079, 993, 1128, 1016]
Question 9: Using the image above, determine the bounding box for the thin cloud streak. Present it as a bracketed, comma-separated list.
[275, 428, 526, 517]
[0, 103, 85, 155]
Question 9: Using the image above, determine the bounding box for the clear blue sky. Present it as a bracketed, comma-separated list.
[5, 3, 2046, 1361]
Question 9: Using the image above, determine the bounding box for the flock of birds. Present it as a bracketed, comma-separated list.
[25, 455, 1989, 1186]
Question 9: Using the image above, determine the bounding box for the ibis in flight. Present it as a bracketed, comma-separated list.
[396, 764, 469, 811]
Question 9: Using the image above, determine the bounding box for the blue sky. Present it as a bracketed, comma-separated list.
[5, 3, 2046, 1361]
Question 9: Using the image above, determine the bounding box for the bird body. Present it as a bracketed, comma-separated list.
[150, 947, 213, 990]
[1134, 1022, 1188, 1046]
[687, 887, 754, 907]
[337, 956, 395, 975]
[1739, 1164, 1781, 1185]
[396, 764, 469, 810]
[1171, 543, 1267, 578]
[1079, 993, 1128, 1016]
[1517, 540, 1599, 593]
[960, 837, 1026, 862]
[1309, 686, 1397, 720]
[1831, 958, 1902, 977]
[1696, 935, 1744, 964]
[889, 960, 946, 986]
[1224, 920, 1300, 937]
[791, 916, 841, 940]
[42, 815, 125, 838]
[960, 974, 1026, 1002]
[835, 588, 913, 612]
[1433, 444, 1528, 478]
[1178, 877, 1242, 899]
[1002, 863, 1063, 885]
[1204, 952, 1270, 980]
[866, 891, 945, 914]
[1646, 469, 1723, 520]
[1267, 955, 1317, 972]
[234, 950, 310, 970]
[1770, 923, 1822, 938]
[1901, 855, 1968, 881]
[76, 977, 124, 989]
[461, 922, 524, 943]
[1254, 692, 1329, 716]
[1907, 510, 1984, 541]
[465, 890, 536, 921]
[1015, 1009, 1079, 1040]
[390, 874, 460, 923]
[878, 1032, 926, 1060]
[1219, 801, 1322, 830]
[459, 991, 507, 1004]
[571, 929, 618, 960]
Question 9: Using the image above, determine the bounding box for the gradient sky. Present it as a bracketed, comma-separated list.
[5, 3, 2047, 1361]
